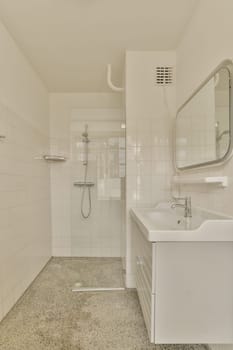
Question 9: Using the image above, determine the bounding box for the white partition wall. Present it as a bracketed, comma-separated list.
[125, 51, 176, 287]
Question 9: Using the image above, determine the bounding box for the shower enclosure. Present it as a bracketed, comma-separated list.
[70, 109, 125, 258]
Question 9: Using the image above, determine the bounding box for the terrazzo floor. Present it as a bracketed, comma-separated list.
[0, 257, 208, 350]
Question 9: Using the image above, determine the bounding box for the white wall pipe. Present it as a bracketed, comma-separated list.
[107, 64, 124, 92]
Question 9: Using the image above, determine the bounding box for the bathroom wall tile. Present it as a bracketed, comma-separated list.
[127, 146, 137, 161]
[53, 247, 71, 257]
[136, 161, 152, 177]
[136, 175, 152, 206]
[151, 160, 170, 175]
[127, 160, 137, 176]
[136, 146, 152, 161]
[0, 102, 51, 322]
[126, 176, 137, 204]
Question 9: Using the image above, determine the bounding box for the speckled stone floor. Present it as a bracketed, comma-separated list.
[0, 257, 208, 350]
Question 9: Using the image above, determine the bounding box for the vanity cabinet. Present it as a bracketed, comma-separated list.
[134, 223, 156, 342]
[132, 220, 233, 344]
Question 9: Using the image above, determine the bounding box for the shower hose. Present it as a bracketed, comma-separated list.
[81, 162, 92, 219]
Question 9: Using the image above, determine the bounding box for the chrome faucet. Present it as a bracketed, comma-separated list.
[171, 196, 192, 218]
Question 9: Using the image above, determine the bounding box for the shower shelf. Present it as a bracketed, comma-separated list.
[74, 181, 95, 187]
[43, 155, 67, 162]
[172, 175, 228, 187]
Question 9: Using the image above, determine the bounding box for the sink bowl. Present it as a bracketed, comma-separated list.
[130, 202, 233, 242]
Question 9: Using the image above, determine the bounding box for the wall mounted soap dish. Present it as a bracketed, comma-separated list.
[73, 181, 95, 187]
[43, 155, 67, 162]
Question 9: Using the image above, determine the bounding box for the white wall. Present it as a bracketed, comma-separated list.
[49, 93, 124, 257]
[176, 0, 233, 216]
[0, 21, 51, 321]
[125, 51, 176, 287]
[0, 21, 49, 135]
[176, 3, 233, 348]
[177, 0, 233, 108]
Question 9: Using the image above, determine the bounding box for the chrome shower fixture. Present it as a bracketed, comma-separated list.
[80, 124, 92, 219]
[82, 124, 89, 143]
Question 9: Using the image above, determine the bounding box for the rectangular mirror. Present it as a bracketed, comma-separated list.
[175, 60, 233, 170]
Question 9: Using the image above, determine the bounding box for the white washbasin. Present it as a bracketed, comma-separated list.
[130, 202, 233, 242]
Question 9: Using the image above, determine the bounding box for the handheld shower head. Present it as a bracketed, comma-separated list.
[82, 124, 88, 137]
[82, 124, 89, 142]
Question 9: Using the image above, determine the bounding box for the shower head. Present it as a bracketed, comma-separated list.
[82, 124, 88, 137]
[82, 124, 89, 142]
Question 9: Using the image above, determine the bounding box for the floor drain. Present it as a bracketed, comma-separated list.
[72, 287, 125, 292]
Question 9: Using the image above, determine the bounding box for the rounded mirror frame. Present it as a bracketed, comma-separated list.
[174, 59, 233, 171]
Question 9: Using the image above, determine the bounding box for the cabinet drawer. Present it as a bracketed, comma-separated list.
[134, 226, 156, 342]
[134, 224, 155, 292]
[136, 256, 155, 342]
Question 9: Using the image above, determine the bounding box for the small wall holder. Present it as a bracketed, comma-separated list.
[73, 181, 95, 187]
[172, 175, 228, 188]
[43, 155, 67, 162]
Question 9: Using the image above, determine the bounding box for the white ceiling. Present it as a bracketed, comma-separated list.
[0, 0, 199, 92]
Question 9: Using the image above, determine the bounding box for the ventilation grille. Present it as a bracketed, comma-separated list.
[155, 66, 173, 85]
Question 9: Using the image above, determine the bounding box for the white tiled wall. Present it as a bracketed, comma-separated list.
[0, 19, 51, 322]
[176, 0, 233, 217]
[176, 78, 216, 168]
[49, 93, 125, 257]
[0, 104, 51, 321]
[125, 51, 176, 287]
[176, 6, 233, 347]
